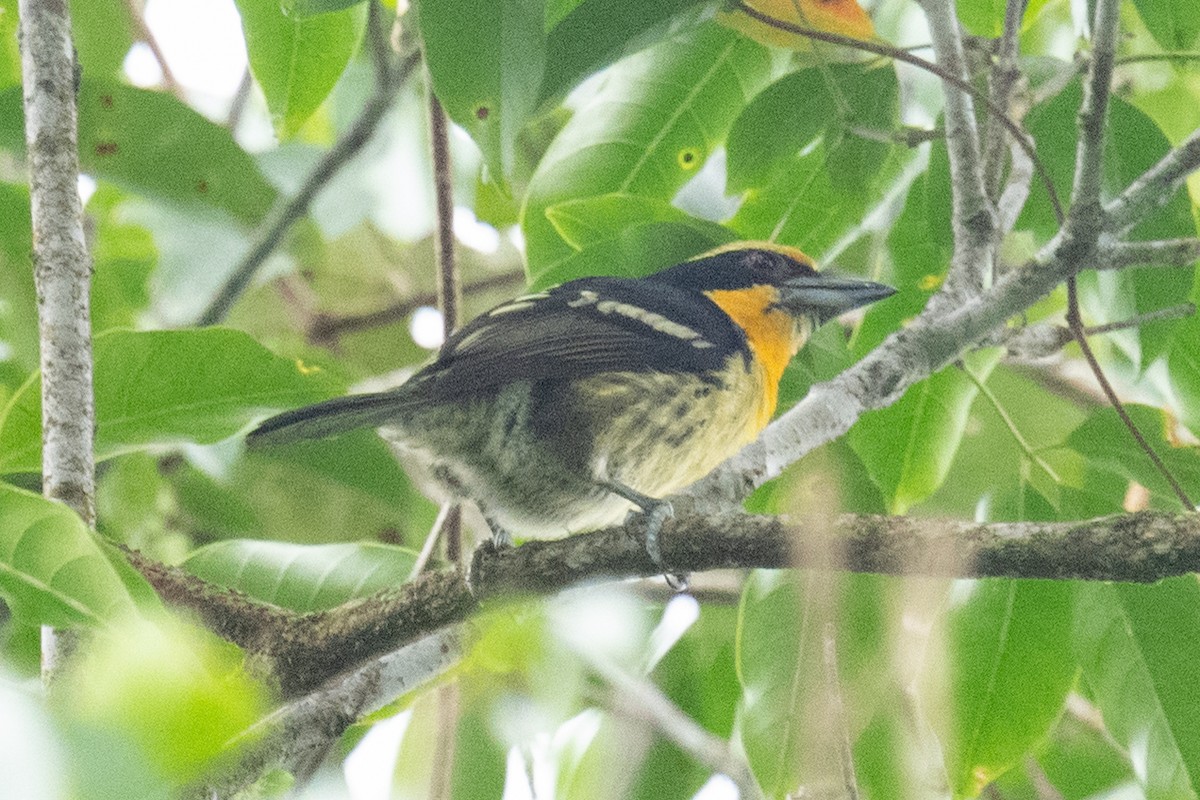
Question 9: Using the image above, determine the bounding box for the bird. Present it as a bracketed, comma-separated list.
[247, 242, 895, 565]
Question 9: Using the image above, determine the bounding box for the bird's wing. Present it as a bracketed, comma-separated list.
[409, 277, 749, 400]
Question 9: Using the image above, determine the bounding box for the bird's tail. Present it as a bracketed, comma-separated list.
[246, 390, 415, 446]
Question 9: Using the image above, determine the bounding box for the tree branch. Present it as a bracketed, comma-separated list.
[982, 0, 1027, 199]
[1105, 125, 1200, 235]
[197, 6, 420, 326]
[1096, 238, 1200, 270]
[19, 0, 97, 681]
[917, 0, 996, 300]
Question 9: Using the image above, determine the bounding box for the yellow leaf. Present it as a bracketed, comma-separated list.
[718, 0, 875, 50]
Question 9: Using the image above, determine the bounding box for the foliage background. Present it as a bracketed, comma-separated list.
[1, 0, 1200, 797]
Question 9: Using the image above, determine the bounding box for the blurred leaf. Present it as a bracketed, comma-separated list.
[0, 328, 341, 473]
[932, 580, 1076, 797]
[0, 81, 279, 226]
[61, 611, 269, 784]
[234, 0, 366, 138]
[287, 0, 365, 16]
[1131, 0, 1200, 51]
[849, 349, 1000, 514]
[1065, 404, 1200, 508]
[1170, 316, 1200, 438]
[855, 141, 953, 355]
[737, 570, 890, 796]
[523, 23, 770, 281]
[451, 698, 509, 800]
[716, 0, 874, 50]
[88, 184, 157, 334]
[0, 484, 153, 628]
[419, 0, 546, 177]
[546, 194, 733, 251]
[1026, 709, 1140, 800]
[0, 182, 37, 371]
[184, 540, 416, 611]
[545, 0, 586, 31]
[632, 604, 739, 800]
[70, 0, 135, 78]
[0, 3, 18, 89]
[1075, 579, 1200, 800]
[954, 0, 1052, 37]
[0, 675, 70, 800]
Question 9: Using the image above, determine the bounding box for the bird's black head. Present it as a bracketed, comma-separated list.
[651, 242, 896, 325]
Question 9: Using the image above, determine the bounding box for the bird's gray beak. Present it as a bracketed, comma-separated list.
[778, 275, 897, 325]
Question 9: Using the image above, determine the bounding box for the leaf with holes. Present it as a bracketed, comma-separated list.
[522, 23, 770, 282]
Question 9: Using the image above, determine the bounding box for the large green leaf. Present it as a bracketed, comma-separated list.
[538, 0, 711, 104]
[545, 194, 733, 252]
[0, 484, 154, 628]
[0, 81, 278, 227]
[0, 1, 18, 89]
[522, 23, 770, 282]
[1170, 316, 1200, 438]
[1131, 0, 1200, 51]
[930, 580, 1076, 798]
[0, 328, 341, 473]
[726, 63, 903, 262]
[736, 570, 891, 797]
[184, 540, 416, 611]
[1065, 404, 1200, 508]
[70, 0, 135, 79]
[1074, 579, 1200, 800]
[0, 182, 36, 372]
[234, 0, 366, 138]
[419, 0, 546, 178]
[848, 350, 999, 514]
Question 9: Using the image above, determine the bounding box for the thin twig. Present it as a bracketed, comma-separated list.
[1116, 51, 1200, 66]
[121, 0, 185, 100]
[307, 270, 525, 345]
[589, 655, 763, 799]
[983, 0, 1028, 198]
[226, 67, 253, 133]
[1097, 238, 1200, 270]
[1083, 303, 1195, 334]
[1104, 126, 1200, 235]
[197, 5, 419, 326]
[1067, 280, 1193, 508]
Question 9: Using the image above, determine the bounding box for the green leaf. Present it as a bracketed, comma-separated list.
[1132, 0, 1200, 51]
[931, 580, 1076, 798]
[1169, 316, 1200, 437]
[545, 194, 733, 252]
[1065, 404, 1200, 508]
[234, 0, 366, 138]
[522, 23, 771, 282]
[64, 611, 269, 783]
[0, 2, 18, 89]
[538, 0, 711, 103]
[419, 0, 547, 177]
[0, 182, 37, 371]
[286, 0, 365, 16]
[0, 81, 278, 226]
[954, 0, 1052, 37]
[70, 0, 135, 79]
[0, 328, 341, 473]
[0, 484, 151, 628]
[848, 350, 1000, 514]
[1075, 579, 1200, 799]
[184, 540, 416, 611]
[529, 221, 731, 291]
[736, 570, 891, 796]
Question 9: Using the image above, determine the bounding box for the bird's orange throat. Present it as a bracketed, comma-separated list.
[705, 285, 807, 429]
